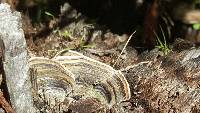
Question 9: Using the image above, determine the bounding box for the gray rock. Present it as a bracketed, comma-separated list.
[0, 108, 5, 113]
[0, 3, 35, 113]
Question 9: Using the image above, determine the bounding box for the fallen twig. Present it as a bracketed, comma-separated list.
[0, 91, 15, 113]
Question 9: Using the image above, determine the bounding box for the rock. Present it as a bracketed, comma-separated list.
[0, 3, 35, 113]
[0, 108, 5, 113]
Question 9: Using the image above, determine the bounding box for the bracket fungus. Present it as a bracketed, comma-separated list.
[54, 50, 131, 107]
[29, 50, 131, 112]
[29, 57, 76, 112]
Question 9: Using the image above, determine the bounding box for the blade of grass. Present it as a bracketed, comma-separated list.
[159, 25, 167, 48]
[153, 30, 164, 48]
[113, 30, 136, 67]
[45, 11, 55, 19]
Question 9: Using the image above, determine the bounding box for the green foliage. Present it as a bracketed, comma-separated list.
[59, 29, 95, 49]
[79, 37, 95, 49]
[154, 26, 171, 55]
[45, 11, 55, 19]
[193, 23, 200, 30]
[61, 30, 72, 39]
[35, 0, 48, 22]
[191, 0, 200, 9]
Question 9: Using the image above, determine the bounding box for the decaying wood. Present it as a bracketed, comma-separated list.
[122, 46, 200, 113]
[0, 3, 34, 113]
[28, 42, 200, 113]
[0, 91, 15, 113]
[1, 2, 200, 113]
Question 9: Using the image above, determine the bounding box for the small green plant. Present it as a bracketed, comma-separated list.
[61, 30, 73, 39]
[63, 41, 95, 51]
[55, 29, 95, 50]
[59, 30, 95, 50]
[45, 11, 55, 19]
[154, 26, 171, 55]
[192, 23, 200, 30]
[79, 37, 95, 49]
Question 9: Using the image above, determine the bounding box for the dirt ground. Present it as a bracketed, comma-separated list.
[24, 2, 140, 69]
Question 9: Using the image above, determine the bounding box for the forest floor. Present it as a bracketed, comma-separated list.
[1, 1, 200, 113]
[25, 2, 140, 69]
